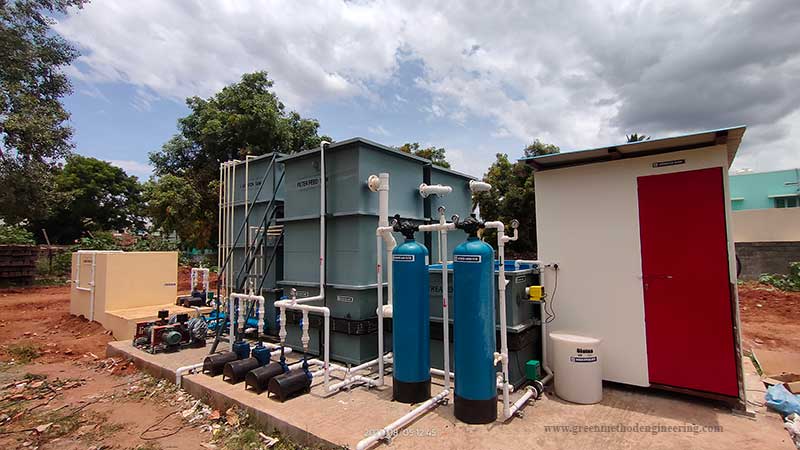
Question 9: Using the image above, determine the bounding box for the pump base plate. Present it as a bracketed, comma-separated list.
[392, 378, 431, 404]
[454, 394, 497, 424]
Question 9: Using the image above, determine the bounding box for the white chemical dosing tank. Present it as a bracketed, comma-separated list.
[550, 333, 603, 404]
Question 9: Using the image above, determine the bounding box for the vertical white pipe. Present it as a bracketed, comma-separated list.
[257, 296, 265, 337]
[497, 230, 511, 419]
[229, 163, 234, 296]
[440, 215, 451, 392]
[229, 294, 235, 351]
[218, 162, 223, 274]
[376, 172, 389, 385]
[376, 234, 385, 385]
[89, 253, 96, 321]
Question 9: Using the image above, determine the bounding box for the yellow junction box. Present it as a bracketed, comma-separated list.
[527, 285, 544, 302]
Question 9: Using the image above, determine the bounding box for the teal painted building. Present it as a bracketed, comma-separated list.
[729, 169, 800, 210]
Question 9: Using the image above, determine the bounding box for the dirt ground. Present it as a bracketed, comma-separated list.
[0, 274, 294, 450]
[0, 277, 797, 449]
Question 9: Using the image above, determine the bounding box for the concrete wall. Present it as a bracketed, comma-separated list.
[736, 242, 800, 280]
[70, 251, 178, 325]
[732, 208, 800, 242]
[534, 145, 735, 388]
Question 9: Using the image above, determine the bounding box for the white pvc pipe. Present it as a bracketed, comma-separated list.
[509, 386, 537, 417]
[175, 362, 205, 387]
[484, 220, 518, 420]
[469, 180, 491, 193]
[429, 368, 514, 393]
[356, 389, 450, 450]
[419, 183, 452, 198]
[229, 293, 265, 350]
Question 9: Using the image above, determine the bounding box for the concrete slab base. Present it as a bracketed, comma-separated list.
[107, 341, 793, 450]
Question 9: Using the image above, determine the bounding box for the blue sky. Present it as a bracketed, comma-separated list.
[56, 0, 800, 179]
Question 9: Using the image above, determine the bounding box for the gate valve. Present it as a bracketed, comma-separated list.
[392, 214, 419, 239]
[454, 214, 485, 237]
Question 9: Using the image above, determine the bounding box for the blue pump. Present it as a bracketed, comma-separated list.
[252, 342, 271, 366]
[232, 340, 251, 360]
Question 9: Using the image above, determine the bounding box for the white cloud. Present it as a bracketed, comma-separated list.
[108, 159, 153, 179]
[367, 125, 391, 137]
[56, 0, 800, 173]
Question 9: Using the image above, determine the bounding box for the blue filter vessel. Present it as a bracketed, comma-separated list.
[453, 215, 497, 424]
[391, 219, 431, 403]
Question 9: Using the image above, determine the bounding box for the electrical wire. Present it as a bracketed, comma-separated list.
[544, 265, 558, 324]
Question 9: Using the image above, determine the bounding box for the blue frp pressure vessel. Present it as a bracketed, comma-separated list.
[453, 236, 497, 424]
[391, 237, 431, 404]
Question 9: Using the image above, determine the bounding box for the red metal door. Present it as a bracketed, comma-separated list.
[637, 167, 738, 397]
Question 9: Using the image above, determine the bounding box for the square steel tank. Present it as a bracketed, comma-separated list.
[279, 139, 430, 220]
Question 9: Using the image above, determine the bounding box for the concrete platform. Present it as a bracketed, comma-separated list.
[107, 340, 793, 450]
[105, 304, 213, 340]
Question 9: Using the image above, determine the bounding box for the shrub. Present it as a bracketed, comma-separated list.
[0, 225, 36, 245]
[758, 262, 800, 292]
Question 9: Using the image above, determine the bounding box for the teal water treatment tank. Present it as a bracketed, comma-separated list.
[391, 219, 431, 403]
[453, 215, 497, 424]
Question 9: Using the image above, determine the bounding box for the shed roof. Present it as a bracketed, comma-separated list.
[522, 126, 746, 172]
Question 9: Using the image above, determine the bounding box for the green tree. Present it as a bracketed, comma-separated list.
[143, 174, 208, 248]
[474, 140, 560, 256]
[148, 71, 331, 247]
[0, 0, 87, 225]
[626, 133, 650, 143]
[34, 155, 144, 243]
[397, 142, 451, 168]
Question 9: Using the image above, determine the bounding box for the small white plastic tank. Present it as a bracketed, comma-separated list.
[550, 333, 602, 404]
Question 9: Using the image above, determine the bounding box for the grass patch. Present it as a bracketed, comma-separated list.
[7, 342, 40, 363]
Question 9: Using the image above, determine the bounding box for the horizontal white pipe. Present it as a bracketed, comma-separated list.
[327, 375, 380, 392]
[417, 222, 455, 232]
[508, 386, 536, 418]
[175, 362, 205, 386]
[274, 299, 329, 315]
[419, 183, 452, 198]
[430, 368, 514, 393]
[469, 180, 491, 193]
[357, 389, 450, 450]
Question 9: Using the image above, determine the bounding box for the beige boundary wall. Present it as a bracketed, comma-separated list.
[70, 251, 179, 339]
[731, 208, 800, 243]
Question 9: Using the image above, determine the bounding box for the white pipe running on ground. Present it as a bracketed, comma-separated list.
[356, 389, 451, 450]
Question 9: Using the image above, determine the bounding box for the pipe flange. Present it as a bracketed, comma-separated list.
[367, 175, 381, 192]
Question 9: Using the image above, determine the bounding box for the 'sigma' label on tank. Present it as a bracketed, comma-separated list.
[455, 255, 481, 263]
[393, 254, 415, 262]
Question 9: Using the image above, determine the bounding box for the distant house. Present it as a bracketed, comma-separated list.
[728, 168, 800, 279]
[729, 168, 800, 210]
